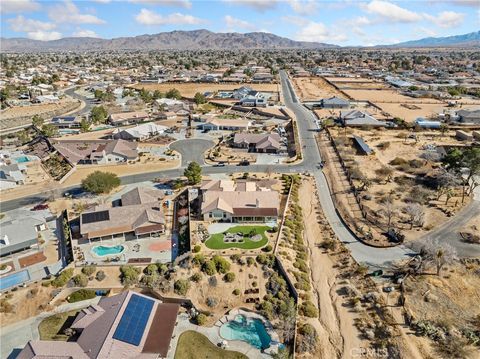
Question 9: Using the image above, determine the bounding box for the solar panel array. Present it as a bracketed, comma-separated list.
[82, 210, 110, 224]
[112, 294, 154, 346]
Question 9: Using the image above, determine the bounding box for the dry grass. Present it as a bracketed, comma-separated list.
[291, 77, 344, 101]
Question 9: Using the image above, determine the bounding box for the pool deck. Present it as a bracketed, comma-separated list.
[168, 309, 280, 359]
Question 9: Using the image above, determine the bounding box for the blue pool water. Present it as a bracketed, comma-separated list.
[220, 314, 272, 349]
[15, 156, 30, 163]
[92, 245, 125, 257]
[0, 269, 31, 291]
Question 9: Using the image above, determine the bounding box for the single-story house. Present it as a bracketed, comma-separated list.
[340, 110, 387, 127]
[197, 118, 252, 131]
[109, 111, 150, 126]
[0, 163, 27, 190]
[80, 187, 166, 241]
[112, 123, 168, 141]
[456, 109, 480, 125]
[53, 139, 138, 165]
[18, 291, 180, 359]
[233, 133, 282, 153]
[239, 95, 267, 107]
[320, 96, 350, 109]
[201, 180, 279, 222]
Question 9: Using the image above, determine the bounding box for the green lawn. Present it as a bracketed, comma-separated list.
[38, 310, 79, 341]
[205, 225, 270, 250]
[174, 330, 247, 359]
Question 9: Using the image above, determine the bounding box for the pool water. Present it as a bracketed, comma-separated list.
[220, 314, 272, 350]
[0, 269, 31, 291]
[15, 156, 30, 163]
[92, 245, 125, 257]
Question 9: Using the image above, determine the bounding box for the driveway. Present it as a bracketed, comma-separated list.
[169, 139, 215, 166]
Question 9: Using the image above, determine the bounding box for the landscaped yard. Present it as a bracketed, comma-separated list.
[38, 310, 79, 341]
[174, 330, 247, 359]
[205, 225, 270, 250]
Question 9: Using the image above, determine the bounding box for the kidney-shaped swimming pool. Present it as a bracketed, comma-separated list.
[220, 314, 272, 350]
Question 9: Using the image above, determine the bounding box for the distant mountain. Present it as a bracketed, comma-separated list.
[388, 31, 480, 48]
[0, 29, 338, 52]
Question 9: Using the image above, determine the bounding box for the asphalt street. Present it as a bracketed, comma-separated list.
[64, 87, 94, 117]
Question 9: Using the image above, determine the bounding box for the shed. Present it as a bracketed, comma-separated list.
[352, 135, 373, 155]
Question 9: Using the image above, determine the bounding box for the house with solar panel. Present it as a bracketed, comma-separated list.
[49, 116, 82, 129]
[17, 291, 180, 359]
[80, 187, 166, 243]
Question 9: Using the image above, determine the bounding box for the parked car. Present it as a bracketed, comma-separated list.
[31, 204, 49, 211]
[237, 160, 250, 166]
[213, 162, 226, 167]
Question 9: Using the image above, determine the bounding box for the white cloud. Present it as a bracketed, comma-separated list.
[27, 31, 62, 41]
[446, 0, 478, 7]
[8, 15, 56, 32]
[0, 0, 40, 14]
[296, 21, 347, 43]
[223, 0, 278, 12]
[224, 15, 257, 31]
[424, 11, 465, 28]
[417, 27, 437, 37]
[135, 9, 205, 25]
[72, 29, 100, 38]
[352, 16, 372, 26]
[92, 0, 111, 3]
[48, 0, 106, 24]
[288, 0, 317, 15]
[129, 0, 192, 8]
[364, 0, 422, 23]
[281, 15, 309, 27]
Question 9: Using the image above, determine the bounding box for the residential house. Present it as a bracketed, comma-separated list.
[239, 95, 267, 107]
[340, 110, 387, 127]
[109, 111, 150, 126]
[201, 180, 279, 222]
[0, 163, 27, 190]
[233, 133, 283, 153]
[52, 139, 138, 165]
[80, 187, 166, 242]
[112, 123, 167, 141]
[320, 96, 350, 109]
[456, 109, 480, 125]
[49, 116, 81, 129]
[252, 73, 274, 83]
[18, 291, 180, 359]
[456, 130, 473, 141]
[197, 118, 252, 131]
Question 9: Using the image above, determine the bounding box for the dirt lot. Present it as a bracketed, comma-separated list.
[291, 77, 345, 101]
[129, 83, 279, 98]
[343, 89, 439, 104]
[376, 102, 448, 122]
[329, 127, 471, 241]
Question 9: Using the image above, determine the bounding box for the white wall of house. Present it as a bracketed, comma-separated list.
[97, 154, 127, 165]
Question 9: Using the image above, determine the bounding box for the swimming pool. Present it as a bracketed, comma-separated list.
[0, 269, 31, 291]
[220, 314, 272, 350]
[92, 245, 125, 257]
[15, 156, 30, 163]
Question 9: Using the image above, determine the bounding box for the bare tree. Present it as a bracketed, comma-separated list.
[404, 203, 425, 229]
[421, 239, 457, 276]
[380, 200, 396, 230]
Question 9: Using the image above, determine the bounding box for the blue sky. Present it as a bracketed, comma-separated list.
[0, 0, 478, 46]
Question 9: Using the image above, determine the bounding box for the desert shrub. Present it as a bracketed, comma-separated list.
[174, 279, 190, 296]
[68, 289, 96, 303]
[193, 245, 201, 253]
[196, 313, 207, 326]
[390, 157, 407, 166]
[230, 254, 241, 262]
[208, 276, 217, 287]
[190, 272, 202, 282]
[296, 323, 318, 353]
[300, 301, 319, 318]
[51, 268, 74, 288]
[294, 259, 308, 273]
[144, 264, 158, 276]
[0, 299, 13, 313]
[157, 263, 169, 275]
[192, 254, 206, 266]
[212, 255, 231, 274]
[377, 141, 390, 150]
[252, 281, 258, 287]
[95, 270, 106, 281]
[120, 265, 141, 286]
[409, 159, 425, 168]
[72, 273, 88, 287]
[224, 272, 236, 282]
[206, 297, 218, 307]
[202, 260, 216, 275]
[81, 265, 96, 276]
[262, 244, 273, 252]
[233, 288, 240, 295]
[256, 254, 275, 267]
[246, 257, 255, 266]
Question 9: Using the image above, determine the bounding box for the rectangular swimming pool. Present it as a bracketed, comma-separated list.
[0, 270, 31, 291]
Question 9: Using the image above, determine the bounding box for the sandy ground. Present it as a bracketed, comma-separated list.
[60, 158, 180, 186]
[376, 102, 448, 122]
[0, 99, 80, 123]
[291, 77, 345, 101]
[128, 83, 280, 98]
[343, 89, 444, 105]
[299, 178, 366, 358]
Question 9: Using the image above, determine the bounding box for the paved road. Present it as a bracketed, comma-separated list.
[169, 139, 214, 166]
[64, 87, 93, 117]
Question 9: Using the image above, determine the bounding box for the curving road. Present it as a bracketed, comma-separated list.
[1, 73, 415, 268]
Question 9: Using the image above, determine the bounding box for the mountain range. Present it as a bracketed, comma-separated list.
[0, 29, 478, 52]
